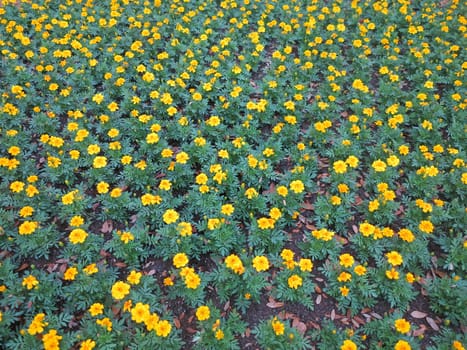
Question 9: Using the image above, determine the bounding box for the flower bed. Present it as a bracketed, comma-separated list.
[0, 0, 466, 349]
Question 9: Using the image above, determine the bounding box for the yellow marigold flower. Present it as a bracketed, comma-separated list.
[111, 281, 131, 300]
[87, 144, 100, 155]
[220, 204, 234, 216]
[145, 313, 160, 331]
[387, 155, 400, 167]
[69, 228, 88, 244]
[257, 217, 275, 230]
[340, 285, 350, 297]
[333, 160, 348, 174]
[69, 150, 80, 159]
[330, 196, 342, 205]
[63, 267, 78, 281]
[281, 248, 295, 262]
[120, 231, 134, 244]
[127, 271, 142, 285]
[175, 151, 189, 164]
[28, 313, 47, 335]
[80, 339, 96, 350]
[337, 183, 349, 193]
[354, 265, 366, 276]
[225, 254, 245, 274]
[394, 318, 411, 334]
[19, 206, 34, 217]
[299, 258, 313, 272]
[372, 159, 387, 172]
[215, 329, 224, 340]
[184, 271, 201, 289]
[252, 256, 270, 272]
[163, 209, 179, 224]
[155, 320, 172, 337]
[271, 317, 285, 335]
[339, 254, 355, 268]
[69, 215, 84, 227]
[173, 253, 189, 268]
[89, 303, 104, 317]
[386, 268, 399, 280]
[346, 155, 359, 168]
[386, 251, 403, 266]
[289, 179, 305, 193]
[245, 187, 258, 199]
[93, 156, 107, 168]
[18, 221, 39, 235]
[22, 275, 39, 290]
[196, 305, 210, 321]
[146, 132, 159, 144]
[394, 340, 411, 350]
[288, 274, 303, 289]
[177, 222, 192, 236]
[42, 329, 62, 349]
[269, 207, 282, 220]
[121, 155, 132, 164]
[338, 272, 352, 282]
[107, 101, 119, 112]
[419, 220, 434, 234]
[10, 181, 25, 193]
[131, 302, 150, 323]
[141, 193, 161, 206]
[452, 341, 465, 350]
[96, 317, 112, 331]
[83, 263, 98, 275]
[341, 339, 357, 350]
[406, 273, 416, 284]
[368, 199, 379, 212]
[359, 222, 375, 237]
[110, 188, 122, 198]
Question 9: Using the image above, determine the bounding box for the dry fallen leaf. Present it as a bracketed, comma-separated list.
[292, 318, 307, 335]
[426, 317, 440, 331]
[316, 294, 322, 305]
[410, 311, 428, 319]
[412, 325, 427, 337]
[267, 298, 284, 309]
[244, 328, 251, 337]
[100, 220, 113, 233]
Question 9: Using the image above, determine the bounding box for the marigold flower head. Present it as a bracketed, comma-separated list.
[127, 270, 142, 285]
[64, 267, 78, 281]
[28, 313, 47, 335]
[196, 305, 210, 321]
[80, 339, 96, 350]
[252, 256, 270, 272]
[173, 253, 189, 268]
[271, 317, 285, 335]
[419, 220, 434, 234]
[289, 180, 304, 193]
[89, 303, 104, 317]
[386, 251, 403, 266]
[163, 209, 179, 224]
[394, 318, 411, 334]
[288, 274, 303, 289]
[131, 302, 151, 323]
[225, 254, 245, 274]
[341, 339, 357, 350]
[155, 320, 172, 337]
[69, 228, 88, 244]
[111, 281, 131, 300]
[394, 340, 411, 350]
[333, 160, 348, 174]
[339, 253, 355, 268]
[184, 271, 201, 289]
[299, 258, 313, 272]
